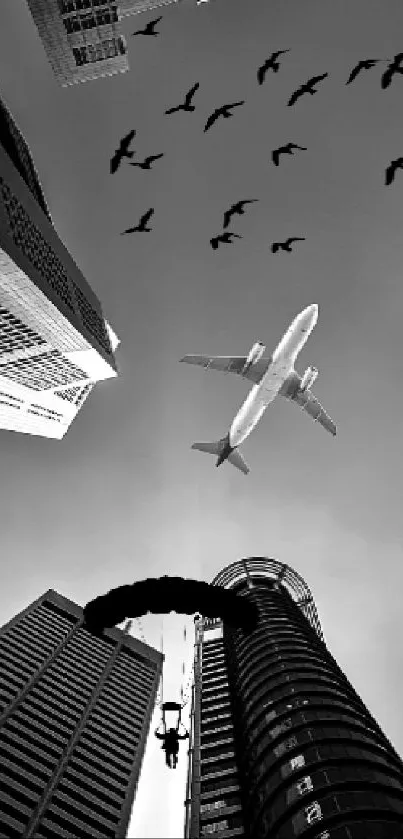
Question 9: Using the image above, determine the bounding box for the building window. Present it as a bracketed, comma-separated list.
[58, 0, 75, 12]
[200, 800, 226, 814]
[273, 735, 298, 758]
[296, 775, 313, 795]
[95, 8, 118, 25]
[80, 11, 97, 30]
[201, 821, 229, 835]
[63, 15, 81, 33]
[305, 801, 322, 825]
[290, 754, 305, 771]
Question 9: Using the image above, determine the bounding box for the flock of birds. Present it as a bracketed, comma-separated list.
[110, 31, 403, 250]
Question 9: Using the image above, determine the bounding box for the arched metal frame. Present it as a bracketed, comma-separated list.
[211, 556, 323, 640]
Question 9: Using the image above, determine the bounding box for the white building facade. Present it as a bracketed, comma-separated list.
[0, 94, 119, 439]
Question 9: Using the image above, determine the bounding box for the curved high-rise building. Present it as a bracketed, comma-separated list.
[185, 558, 403, 839]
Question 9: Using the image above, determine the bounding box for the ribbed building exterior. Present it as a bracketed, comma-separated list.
[0, 92, 119, 438]
[0, 588, 163, 838]
[185, 558, 403, 839]
[25, 0, 128, 88]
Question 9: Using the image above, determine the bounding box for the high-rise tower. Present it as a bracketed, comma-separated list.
[0, 589, 163, 838]
[25, 1, 128, 88]
[0, 92, 119, 438]
[185, 558, 403, 839]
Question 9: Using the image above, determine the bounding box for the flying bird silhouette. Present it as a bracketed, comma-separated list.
[131, 16, 162, 36]
[288, 73, 328, 106]
[346, 59, 380, 85]
[121, 208, 154, 234]
[257, 50, 290, 84]
[129, 154, 164, 170]
[165, 83, 200, 114]
[204, 101, 244, 133]
[271, 237, 305, 253]
[110, 130, 136, 174]
[210, 232, 242, 250]
[381, 53, 403, 89]
[385, 157, 403, 185]
[223, 200, 258, 229]
[272, 143, 307, 166]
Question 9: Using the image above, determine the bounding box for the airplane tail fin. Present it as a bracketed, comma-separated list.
[191, 439, 250, 475]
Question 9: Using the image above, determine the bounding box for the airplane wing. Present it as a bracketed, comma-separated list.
[280, 371, 336, 436]
[180, 354, 271, 384]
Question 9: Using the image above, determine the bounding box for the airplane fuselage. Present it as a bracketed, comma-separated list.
[229, 304, 318, 448]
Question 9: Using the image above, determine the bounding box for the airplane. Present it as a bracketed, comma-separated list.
[180, 304, 336, 475]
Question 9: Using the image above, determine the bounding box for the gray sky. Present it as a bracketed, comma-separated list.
[1, 0, 403, 835]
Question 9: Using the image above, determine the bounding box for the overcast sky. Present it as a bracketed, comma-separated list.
[1, 0, 403, 836]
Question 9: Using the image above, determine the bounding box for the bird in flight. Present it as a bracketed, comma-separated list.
[210, 232, 242, 250]
[204, 101, 245, 133]
[288, 73, 328, 106]
[110, 130, 136, 174]
[129, 154, 164, 170]
[131, 16, 162, 36]
[272, 143, 307, 166]
[381, 53, 403, 89]
[121, 208, 154, 234]
[165, 83, 200, 114]
[271, 237, 305, 253]
[346, 59, 381, 85]
[223, 200, 258, 229]
[385, 157, 403, 185]
[257, 50, 290, 84]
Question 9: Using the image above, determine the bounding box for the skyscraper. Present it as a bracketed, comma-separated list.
[25, 1, 128, 88]
[0, 92, 119, 438]
[185, 558, 403, 838]
[0, 588, 163, 838]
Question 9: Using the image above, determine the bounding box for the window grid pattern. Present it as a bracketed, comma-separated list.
[0, 180, 76, 315]
[0, 96, 51, 221]
[72, 36, 126, 67]
[71, 281, 112, 354]
[54, 381, 94, 407]
[0, 594, 160, 838]
[62, 5, 119, 34]
[0, 305, 46, 358]
[0, 349, 88, 391]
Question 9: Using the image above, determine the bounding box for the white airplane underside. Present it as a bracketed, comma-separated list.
[180, 305, 336, 475]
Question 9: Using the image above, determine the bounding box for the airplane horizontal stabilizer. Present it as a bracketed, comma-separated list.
[228, 448, 249, 475]
[191, 439, 225, 456]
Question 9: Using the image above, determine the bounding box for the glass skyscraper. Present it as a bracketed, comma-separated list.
[0, 588, 163, 838]
[185, 558, 403, 839]
[0, 91, 119, 438]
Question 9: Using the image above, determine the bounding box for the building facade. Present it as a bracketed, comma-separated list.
[0, 588, 163, 838]
[26, 0, 128, 87]
[185, 558, 403, 839]
[0, 92, 119, 438]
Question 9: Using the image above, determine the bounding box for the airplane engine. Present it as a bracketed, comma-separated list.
[242, 342, 266, 373]
[299, 365, 318, 392]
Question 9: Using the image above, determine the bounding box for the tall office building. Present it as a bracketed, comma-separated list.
[25, 0, 128, 88]
[0, 588, 163, 838]
[185, 558, 403, 839]
[0, 92, 119, 438]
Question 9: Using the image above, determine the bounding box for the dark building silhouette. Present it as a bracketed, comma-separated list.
[185, 558, 403, 838]
[0, 589, 163, 837]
